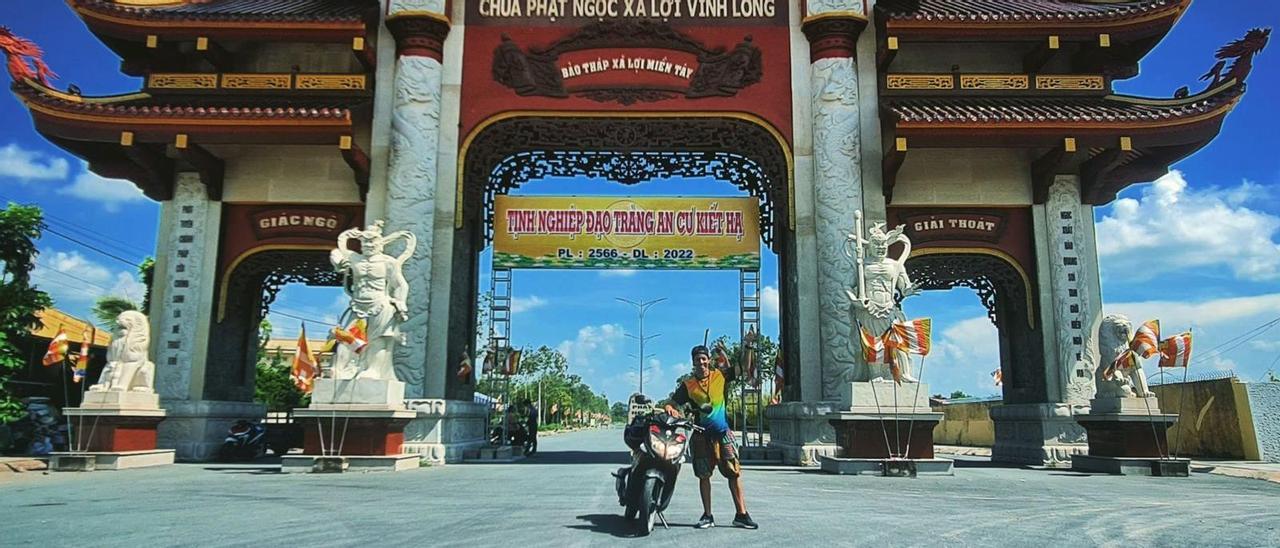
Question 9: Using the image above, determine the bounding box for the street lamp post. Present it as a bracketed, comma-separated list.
[617, 297, 666, 395]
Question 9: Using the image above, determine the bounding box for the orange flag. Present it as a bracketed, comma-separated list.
[1158, 332, 1193, 368]
[73, 330, 90, 383]
[42, 327, 69, 366]
[1130, 319, 1161, 359]
[290, 325, 318, 394]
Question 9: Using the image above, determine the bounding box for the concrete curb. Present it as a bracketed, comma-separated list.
[0, 458, 48, 474]
[1192, 462, 1280, 485]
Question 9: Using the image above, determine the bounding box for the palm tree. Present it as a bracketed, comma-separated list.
[91, 296, 138, 330]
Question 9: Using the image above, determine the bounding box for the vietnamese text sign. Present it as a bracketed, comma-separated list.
[493, 195, 760, 269]
[469, 0, 785, 26]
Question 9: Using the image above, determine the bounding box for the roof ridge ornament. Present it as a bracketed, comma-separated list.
[1198, 27, 1270, 92]
[0, 26, 57, 86]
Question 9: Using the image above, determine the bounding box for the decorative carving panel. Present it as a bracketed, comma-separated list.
[221, 74, 291, 89]
[461, 116, 790, 252]
[296, 75, 367, 90]
[960, 75, 1029, 90]
[1036, 75, 1106, 91]
[147, 74, 218, 89]
[886, 74, 954, 90]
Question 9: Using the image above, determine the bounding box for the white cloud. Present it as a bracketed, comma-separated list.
[761, 285, 779, 318]
[511, 295, 547, 314]
[0, 143, 69, 182]
[913, 314, 1002, 398]
[31, 248, 146, 317]
[58, 162, 146, 212]
[1108, 293, 1280, 329]
[1249, 339, 1280, 353]
[555, 323, 627, 373]
[1096, 170, 1280, 281]
[600, 269, 638, 277]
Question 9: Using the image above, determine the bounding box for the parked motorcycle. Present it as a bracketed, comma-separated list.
[218, 420, 267, 461]
[613, 410, 699, 536]
[488, 422, 535, 456]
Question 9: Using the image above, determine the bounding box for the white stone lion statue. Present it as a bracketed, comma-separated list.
[88, 310, 155, 393]
[1083, 313, 1151, 399]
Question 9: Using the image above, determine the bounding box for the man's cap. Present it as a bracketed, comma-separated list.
[691, 345, 711, 359]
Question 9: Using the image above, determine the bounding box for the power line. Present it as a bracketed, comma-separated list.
[44, 215, 153, 259]
[42, 226, 142, 269]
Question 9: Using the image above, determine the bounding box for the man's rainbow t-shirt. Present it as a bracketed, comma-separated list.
[675, 369, 732, 435]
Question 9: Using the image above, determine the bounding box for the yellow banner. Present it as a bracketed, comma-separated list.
[493, 196, 760, 270]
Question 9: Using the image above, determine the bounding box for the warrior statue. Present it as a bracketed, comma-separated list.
[845, 212, 921, 382]
[89, 310, 155, 393]
[330, 220, 415, 381]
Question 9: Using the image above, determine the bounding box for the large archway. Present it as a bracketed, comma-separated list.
[905, 251, 1047, 404]
[445, 113, 799, 401]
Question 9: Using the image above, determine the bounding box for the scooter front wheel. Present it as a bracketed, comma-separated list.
[636, 476, 659, 536]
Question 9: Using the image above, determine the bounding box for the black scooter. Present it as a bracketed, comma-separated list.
[218, 420, 267, 461]
[613, 410, 699, 536]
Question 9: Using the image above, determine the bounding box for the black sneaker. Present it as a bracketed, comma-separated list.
[732, 513, 758, 529]
[694, 514, 715, 529]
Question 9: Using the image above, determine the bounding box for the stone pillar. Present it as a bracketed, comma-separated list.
[385, 5, 451, 399]
[383, 2, 487, 463]
[151, 175, 262, 460]
[765, 2, 870, 466]
[990, 175, 1093, 466]
[802, 4, 869, 399]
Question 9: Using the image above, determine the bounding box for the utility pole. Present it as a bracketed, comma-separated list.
[617, 297, 666, 396]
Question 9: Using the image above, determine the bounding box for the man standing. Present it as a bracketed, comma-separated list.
[663, 343, 758, 530]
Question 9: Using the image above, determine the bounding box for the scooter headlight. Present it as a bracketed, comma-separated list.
[649, 431, 667, 456]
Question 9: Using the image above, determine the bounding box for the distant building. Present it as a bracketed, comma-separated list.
[13, 309, 112, 408]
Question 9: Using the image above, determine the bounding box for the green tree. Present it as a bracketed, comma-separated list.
[949, 390, 973, 400]
[0, 204, 54, 423]
[251, 319, 307, 412]
[137, 256, 155, 314]
[91, 295, 139, 331]
[610, 401, 627, 423]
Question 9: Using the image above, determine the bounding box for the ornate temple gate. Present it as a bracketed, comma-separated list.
[12, 0, 1254, 463]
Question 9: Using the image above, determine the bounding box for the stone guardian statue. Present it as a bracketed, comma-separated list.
[88, 310, 155, 393]
[845, 212, 922, 382]
[330, 220, 415, 382]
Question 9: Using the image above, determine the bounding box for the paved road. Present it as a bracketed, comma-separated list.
[3, 427, 1279, 547]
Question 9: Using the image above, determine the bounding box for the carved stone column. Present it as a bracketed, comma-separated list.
[153, 175, 213, 402]
[385, 6, 450, 398]
[802, 5, 869, 400]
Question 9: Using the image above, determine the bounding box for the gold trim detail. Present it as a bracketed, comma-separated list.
[222, 73, 291, 89]
[120, 131, 134, 146]
[1036, 75, 1105, 90]
[960, 74, 1029, 90]
[216, 244, 332, 322]
[886, 74, 953, 90]
[887, 36, 899, 50]
[1064, 137, 1077, 153]
[148, 73, 218, 89]
[296, 74, 367, 90]
[1120, 136, 1133, 151]
[908, 247, 1036, 328]
[456, 111, 794, 232]
[1048, 35, 1060, 49]
[801, 11, 870, 25]
[386, 10, 452, 26]
[895, 137, 908, 152]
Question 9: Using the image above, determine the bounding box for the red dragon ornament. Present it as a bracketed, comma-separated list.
[1, 26, 57, 86]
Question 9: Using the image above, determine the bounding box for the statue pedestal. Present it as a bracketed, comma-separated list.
[818, 382, 952, 476]
[1072, 396, 1188, 476]
[403, 399, 489, 464]
[284, 379, 419, 473]
[310, 378, 406, 409]
[51, 401, 174, 471]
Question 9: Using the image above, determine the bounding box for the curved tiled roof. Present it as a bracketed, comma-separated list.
[74, 0, 371, 23]
[14, 83, 350, 121]
[879, 0, 1183, 23]
[887, 82, 1241, 125]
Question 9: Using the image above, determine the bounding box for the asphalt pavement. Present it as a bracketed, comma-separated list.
[2, 427, 1278, 547]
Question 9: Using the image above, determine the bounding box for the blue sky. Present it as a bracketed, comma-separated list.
[2, 3, 1278, 404]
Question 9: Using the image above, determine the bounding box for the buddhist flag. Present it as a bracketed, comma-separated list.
[859, 326, 888, 365]
[290, 325, 318, 394]
[504, 348, 522, 376]
[331, 318, 368, 354]
[72, 331, 90, 383]
[771, 355, 784, 405]
[1103, 350, 1137, 381]
[888, 318, 932, 356]
[481, 348, 495, 375]
[743, 327, 758, 384]
[991, 368, 1003, 387]
[1130, 319, 1161, 359]
[42, 327, 69, 366]
[1158, 332, 1193, 368]
[457, 352, 473, 384]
